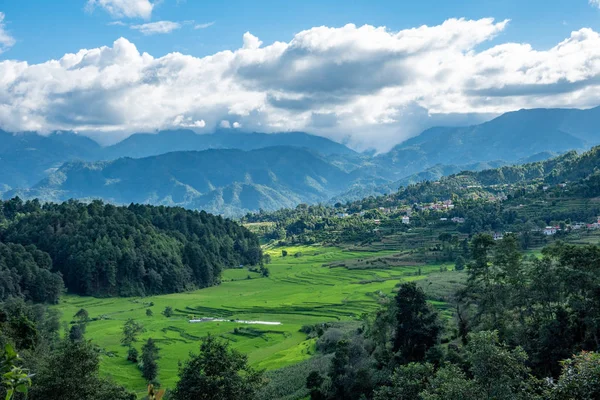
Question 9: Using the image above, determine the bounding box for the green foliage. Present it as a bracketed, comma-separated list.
[146, 309, 153, 317]
[0, 199, 261, 297]
[126, 347, 138, 363]
[162, 307, 173, 318]
[373, 362, 434, 400]
[74, 309, 89, 323]
[121, 319, 144, 347]
[551, 351, 600, 400]
[141, 338, 159, 383]
[326, 339, 374, 400]
[28, 339, 135, 400]
[393, 282, 442, 363]
[172, 335, 264, 400]
[466, 331, 532, 400]
[0, 345, 32, 400]
[419, 363, 480, 400]
[68, 324, 85, 342]
[306, 371, 325, 400]
[0, 241, 63, 303]
[462, 240, 600, 377]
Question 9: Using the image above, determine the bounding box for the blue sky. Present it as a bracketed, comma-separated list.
[2, 0, 598, 63]
[1, 0, 600, 150]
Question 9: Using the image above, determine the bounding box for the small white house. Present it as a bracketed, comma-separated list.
[493, 232, 504, 241]
[402, 216, 410, 224]
[543, 226, 557, 236]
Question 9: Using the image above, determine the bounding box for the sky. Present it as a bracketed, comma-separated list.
[1, 0, 600, 151]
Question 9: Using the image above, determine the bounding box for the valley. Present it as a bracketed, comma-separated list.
[4, 5, 600, 398]
[4, 143, 600, 399]
[54, 245, 453, 396]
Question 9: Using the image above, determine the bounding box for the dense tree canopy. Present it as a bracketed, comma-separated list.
[0, 242, 63, 303]
[0, 199, 261, 297]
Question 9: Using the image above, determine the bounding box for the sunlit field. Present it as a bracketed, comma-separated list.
[55, 245, 450, 394]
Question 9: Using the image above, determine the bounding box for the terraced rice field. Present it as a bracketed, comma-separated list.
[54, 245, 450, 395]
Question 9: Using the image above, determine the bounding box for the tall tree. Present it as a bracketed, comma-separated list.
[171, 335, 263, 400]
[141, 338, 159, 383]
[393, 282, 442, 363]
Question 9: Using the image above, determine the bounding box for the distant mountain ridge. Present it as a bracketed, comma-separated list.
[2, 106, 600, 215]
[7, 147, 365, 216]
[103, 130, 357, 159]
[375, 106, 600, 180]
[0, 129, 356, 194]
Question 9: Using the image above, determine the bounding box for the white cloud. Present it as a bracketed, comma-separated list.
[108, 20, 127, 26]
[86, 0, 154, 19]
[242, 32, 262, 50]
[131, 21, 181, 35]
[590, 0, 600, 8]
[0, 12, 15, 54]
[173, 115, 206, 128]
[2, 18, 600, 151]
[194, 22, 215, 30]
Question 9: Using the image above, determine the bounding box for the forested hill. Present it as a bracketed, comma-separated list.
[0, 198, 262, 299]
[364, 145, 600, 207]
[245, 145, 600, 232]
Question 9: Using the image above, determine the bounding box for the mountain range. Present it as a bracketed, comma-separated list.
[2, 106, 600, 215]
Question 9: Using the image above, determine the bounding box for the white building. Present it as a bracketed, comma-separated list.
[402, 216, 410, 224]
[543, 226, 557, 236]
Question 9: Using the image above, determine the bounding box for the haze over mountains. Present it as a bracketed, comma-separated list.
[2, 106, 600, 216]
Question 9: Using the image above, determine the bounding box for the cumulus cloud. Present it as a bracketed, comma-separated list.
[0, 12, 15, 54]
[131, 21, 181, 35]
[590, 0, 600, 8]
[86, 0, 154, 19]
[173, 115, 206, 128]
[194, 22, 215, 30]
[242, 32, 262, 50]
[2, 18, 600, 151]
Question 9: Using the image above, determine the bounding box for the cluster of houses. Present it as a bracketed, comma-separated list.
[415, 200, 455, 212]
[335, 206, 403, 219]
[537, 219, 600, 236]
[491, 218, 600, 240]
[542, 183, 568, 191]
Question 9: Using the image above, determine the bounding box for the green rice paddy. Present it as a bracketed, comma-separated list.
[54, 245, 450, 395]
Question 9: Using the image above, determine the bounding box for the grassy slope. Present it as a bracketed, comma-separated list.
[54, 245, 450, 395]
